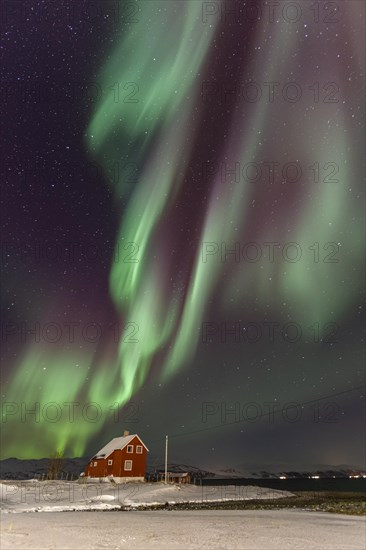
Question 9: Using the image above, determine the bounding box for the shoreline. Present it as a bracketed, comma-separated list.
[118, 491, 366, 516]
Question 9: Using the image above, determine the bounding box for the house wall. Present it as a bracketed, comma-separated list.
[85, 458, 107, 478]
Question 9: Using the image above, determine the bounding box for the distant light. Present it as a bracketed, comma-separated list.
[311, 475, 320, 479]
[279, 476, 286, 480]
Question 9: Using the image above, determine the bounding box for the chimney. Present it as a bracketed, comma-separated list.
[123, 430, 130, 437]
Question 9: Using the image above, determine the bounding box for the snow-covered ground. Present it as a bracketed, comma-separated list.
[1, 509, 365, 549]
[0, 480, 291, 513]
[1, 481, 365, 549]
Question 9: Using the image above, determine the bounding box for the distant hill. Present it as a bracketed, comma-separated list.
[1, 456, 365, 480]
[0, 457, 88, 480]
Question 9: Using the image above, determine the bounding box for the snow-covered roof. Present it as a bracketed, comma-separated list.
[93, 435, 149, 459]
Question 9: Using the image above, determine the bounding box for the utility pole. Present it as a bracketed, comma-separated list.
[164, 435, 168, 484]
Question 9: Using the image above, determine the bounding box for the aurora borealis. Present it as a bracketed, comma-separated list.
[1, 1, 365, 471]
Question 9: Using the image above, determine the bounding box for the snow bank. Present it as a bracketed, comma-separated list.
[0, 480, 292, 514]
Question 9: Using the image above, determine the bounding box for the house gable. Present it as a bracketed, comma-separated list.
[92, 434, 149, 460]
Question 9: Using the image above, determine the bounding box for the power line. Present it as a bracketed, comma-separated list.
[149, 384, 366, 443]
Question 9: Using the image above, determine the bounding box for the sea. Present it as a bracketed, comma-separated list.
[200, 477, 366, 493]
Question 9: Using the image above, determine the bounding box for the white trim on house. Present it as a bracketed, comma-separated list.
[124, 460, 133, 471]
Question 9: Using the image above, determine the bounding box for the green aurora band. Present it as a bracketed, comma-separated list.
[3, 2, 364, 458]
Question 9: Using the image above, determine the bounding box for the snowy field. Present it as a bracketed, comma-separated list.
[0, 480, 292, 513]
[1, 509, 365, 549]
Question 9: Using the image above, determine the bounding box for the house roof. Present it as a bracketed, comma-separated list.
[92, 434, 149, 459]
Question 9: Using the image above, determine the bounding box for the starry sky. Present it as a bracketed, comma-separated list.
[1, 0, 365, 471]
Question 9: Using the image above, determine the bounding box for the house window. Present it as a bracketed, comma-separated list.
[108, 459, 113, 466]
[93, 462, 97, 467]
[124, 460, 132, 471]
[136, 445, 143, 454]
[127, 445, 133, 453]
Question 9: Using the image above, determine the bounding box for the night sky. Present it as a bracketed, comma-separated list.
[1, 0, 365, 472]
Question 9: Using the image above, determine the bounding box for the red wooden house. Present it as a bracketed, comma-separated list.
[84, 431, 149, 482]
